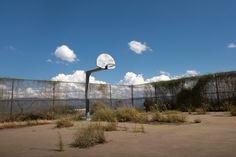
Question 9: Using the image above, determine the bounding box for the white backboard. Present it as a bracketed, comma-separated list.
[96, 53, 116, 69]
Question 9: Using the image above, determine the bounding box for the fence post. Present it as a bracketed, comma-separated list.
[109, 84, 112, 108]
[154, 85, 158, 104]
[214, 74, 220, 109]
[52, 81, 56, 112]
[131, 85, 134, 107]
[10, 79, 14, 116]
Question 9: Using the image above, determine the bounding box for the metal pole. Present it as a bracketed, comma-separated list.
[85, 67, 104, 120]
[131, 85, 134, 107]
[85, 72, 91, 119]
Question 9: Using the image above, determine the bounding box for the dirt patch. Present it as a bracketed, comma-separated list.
[0, 112, 236, 157]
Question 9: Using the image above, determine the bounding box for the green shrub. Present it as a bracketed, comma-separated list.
[72, 124, 106, 148]
[92, 108, 116, 122]
[91, 102, 108, 114]
[230, 105, 236, 116]
[115, 107, 140, 122]
[56, 118, 74, 128]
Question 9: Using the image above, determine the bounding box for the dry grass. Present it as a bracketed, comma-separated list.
[152, 111, 186, 123]
[72, 123, 106, 148]
[0, 120, 52, 129]
[89, 122, 117, 132]
[92, 108, 116, 122]
[71, 112, 84, 121]
[91, 102, 108, 115]
[132, 124, 145, 133]
[194, 119, 202, 123]
[132, 112, 149, 123]
[118, 123, 128, 131]
[55, 132, 64, 151]
[115, 107, 140, 122]
[230, 106, 236, 116]
[92, 107, 148, 123]
[92, 107, 186, 124]
[195, 108, 206, 115]
[102, 122, 117, 131]
[56, 118, 74, 128]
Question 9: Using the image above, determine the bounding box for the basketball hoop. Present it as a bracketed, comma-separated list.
[85, 53, 116, 120]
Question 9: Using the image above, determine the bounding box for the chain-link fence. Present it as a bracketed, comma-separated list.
[0, 71, 236, 119]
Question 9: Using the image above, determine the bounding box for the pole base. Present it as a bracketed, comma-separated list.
[86, 112, 91, 121]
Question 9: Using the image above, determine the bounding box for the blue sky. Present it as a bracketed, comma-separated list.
[0, 0, 236, 84]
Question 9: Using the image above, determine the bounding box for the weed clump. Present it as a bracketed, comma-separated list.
[3, 113, 54, 122]
[56, 118, 74, 128]
[115, 107, 140, 122]
[102, 122, 117, 131]
[152, 111, 186, 123]
[133, 112, 148, 123]
[56, 132, 64, 151]
[92, 107, 148, 123]
[72, 112, 84, 121]
[92, 108, 116, 122]
[0, 120, 52, 129]
[194, 119, 201, 123]
[91, 102, 108, 115]
[195, 108, 206, 115]
[72, 124, 106, 148]
[133, 124, 145, 133]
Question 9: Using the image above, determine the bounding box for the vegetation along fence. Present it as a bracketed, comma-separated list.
[0, 71, 236, 119]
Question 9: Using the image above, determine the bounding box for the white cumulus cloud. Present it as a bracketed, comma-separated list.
[128, 40, 151, 54]
[52, 70, 200, 85]
[146, 74, 171, 83]
[119, 72, 145, 85]
[51, 70, 106, 84]
[184, 70, 200, 77]
[119, 70, 200, 85]
[228, 42, 236, 48]
[54, 45, 78, 62]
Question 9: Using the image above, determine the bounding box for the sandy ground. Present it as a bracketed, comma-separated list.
[0, 112, 236, 157]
